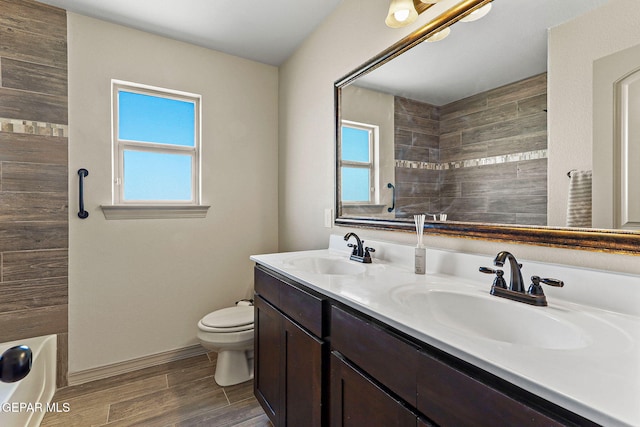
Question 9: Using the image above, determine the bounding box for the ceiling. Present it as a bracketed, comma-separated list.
[355, 0, 610, 105]
[36, 0, 343, 66]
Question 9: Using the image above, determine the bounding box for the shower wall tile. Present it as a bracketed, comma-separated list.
[0, 87, 68, 123]
[396, 181, 442, 198]
[1, 58, 68, 96]
[462, 176, 547, 197]
[1, 162, 68, 192]
[439, 141, 489, 163]
[436, 196, 489, 214]
[460, 111, 546, 146]
[393, 74, 548, 224]
[487, 73, 547, 108]
[0, 132, 68, 164]
[488, 194, 548, 215]
[2, 249, 68, 282]
[0, 0, 68, 387]
[0, 222, 68, 252]
[395, 198, 433, 218]
[516, 214, 547, 226]
[517, 158, 548, 178]
[0, 192, 68, 221]
[439, 131, 461, 150]
[0, 0, 67, 39]
[56, 333, 68, 388]
[395, 144, 432, 162]
[0, 23, 67, 70]
[0, 305, 68, 343]
[395, 167, 440, 184]
[0, 278, 68, 312]
[518, 93, 547, 116]
[486, 133, 547, 157]
[441, 162, 518, 183]
[439, 102, 517, 136]
[395, 96, 440, 120]
[440, 92, 487, 122]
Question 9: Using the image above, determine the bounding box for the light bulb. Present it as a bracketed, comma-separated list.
[394, 9, 410, 22]
[385, 0, 418, 28]
[460, 3, 492, 22]
[426, 26, 451, 42]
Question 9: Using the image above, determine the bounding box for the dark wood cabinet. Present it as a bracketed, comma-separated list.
[330, 352, 417, 427]
[330, 303, 598, 427]
[416, 350, 569, 427]
[254, 264, 598, 427]
[331, 305, 419, 406]
[254, 266, 326, 427]
[282, 313, 323, 427]
[254, 296, 281, 422]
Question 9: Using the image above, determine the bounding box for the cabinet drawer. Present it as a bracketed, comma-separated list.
[331, 305, 419, 406]
[255, 266, 281, 306]
[255, 266, 325, 337]
[280, 280, 324, 337]
[417, 351, 565, 427]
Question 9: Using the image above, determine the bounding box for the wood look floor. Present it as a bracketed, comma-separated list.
[41, 353, 271, 427]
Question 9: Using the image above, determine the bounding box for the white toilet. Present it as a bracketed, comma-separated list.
[197, 303, 255, 386]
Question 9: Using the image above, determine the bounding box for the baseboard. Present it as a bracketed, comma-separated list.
[67, 344, 208, 386]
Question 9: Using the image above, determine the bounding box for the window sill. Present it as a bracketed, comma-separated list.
[100, 205, 210, 220]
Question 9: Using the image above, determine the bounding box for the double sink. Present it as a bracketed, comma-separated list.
[282, 253, 630, 352]
[253, 239, 640, 426]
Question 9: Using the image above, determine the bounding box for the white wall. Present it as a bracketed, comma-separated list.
[68, 13, 278, 373]
[278, 0, 640, 275]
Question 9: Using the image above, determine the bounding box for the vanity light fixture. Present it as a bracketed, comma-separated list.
[385, 0, 419, 28]
[460, 2, 492, 22]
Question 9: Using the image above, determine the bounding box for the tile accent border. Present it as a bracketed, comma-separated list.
[395, 149, 547, 170]
[0, 117, 68, 137]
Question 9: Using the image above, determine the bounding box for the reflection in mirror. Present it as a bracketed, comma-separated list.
[593, 42, 640, 230]
[337, 0, 628, 229]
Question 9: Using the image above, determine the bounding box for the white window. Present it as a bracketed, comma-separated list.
[340, 120, 378, 204]
[112, 80, 201, 205]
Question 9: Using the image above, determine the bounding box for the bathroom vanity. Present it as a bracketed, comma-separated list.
[251, 236, 640, 427]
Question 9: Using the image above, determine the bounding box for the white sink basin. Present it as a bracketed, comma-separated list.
[392, 288, 591, 350]
[284, 256, 367, 275]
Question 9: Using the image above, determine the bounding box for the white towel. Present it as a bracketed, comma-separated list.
[566, 170, 592, 227]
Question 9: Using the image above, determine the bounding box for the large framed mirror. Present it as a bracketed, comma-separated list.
[335, 0, 640, 254]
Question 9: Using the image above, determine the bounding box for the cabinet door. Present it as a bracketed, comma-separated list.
[283, 315, 324, 427]
[254, 296, 282, 424]
[255, 295, 325, 427]
[331, 305, 419, 406]
[417, 350, 568, 427]
[330, 352, 416, 427]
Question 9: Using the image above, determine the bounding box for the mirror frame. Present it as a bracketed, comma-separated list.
[334, 0, 640, 255]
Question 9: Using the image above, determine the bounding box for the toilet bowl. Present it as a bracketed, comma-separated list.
[197, 304, 254, 386]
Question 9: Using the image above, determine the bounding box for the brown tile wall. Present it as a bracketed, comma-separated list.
[394, 74, 548, 225]
[394, 97, 440, 217]
[0, 0, 69, 387]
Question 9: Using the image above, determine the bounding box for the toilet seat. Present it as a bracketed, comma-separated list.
[198, 305, 254, 333]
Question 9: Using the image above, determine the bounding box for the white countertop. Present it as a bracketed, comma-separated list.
[251, 235, 640, 427]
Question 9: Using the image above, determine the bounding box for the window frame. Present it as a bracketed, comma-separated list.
[340, 120, 379, 205]
[111, 80, 202, 206]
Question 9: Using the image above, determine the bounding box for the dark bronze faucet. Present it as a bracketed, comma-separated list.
[493, 251, 525, 292]
[480, 252, 564, 306]
[344, 232, 375, 263]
